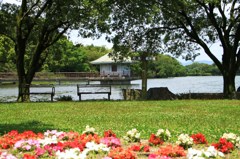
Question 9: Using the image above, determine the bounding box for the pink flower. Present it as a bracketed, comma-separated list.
[35, 147, 46, 156]
[23, 145, 32, 150]
[0, 152, 17, 159]
[100, 137, 121, 148]
[148, 154, 172, 159]
[14, 140, 25, 148]
[148, 154, 158, 159]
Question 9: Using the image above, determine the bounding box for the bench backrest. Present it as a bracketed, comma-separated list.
[77, 84, 111, 93]
[21, 84, 55, 94]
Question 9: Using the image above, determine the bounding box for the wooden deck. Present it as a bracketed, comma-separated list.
[0, 72, 139, 85]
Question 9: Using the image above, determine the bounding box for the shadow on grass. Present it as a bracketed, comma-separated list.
[0, 120, 59, 135]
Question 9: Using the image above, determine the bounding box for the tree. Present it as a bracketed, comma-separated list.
[157, 0, 240, 98]
[44, 37, 91, 72]
[110, 0, 161, 99]
[185, 62, 220, 76]
[111, 0, 240, 98]
[0, 0, 111, 101]
[0, 35, 15, 72]
[80, 44, 111, 62]
[149, 54, 186, 78]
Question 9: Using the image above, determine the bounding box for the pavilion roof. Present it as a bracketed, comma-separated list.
[90, 53, 132, 65]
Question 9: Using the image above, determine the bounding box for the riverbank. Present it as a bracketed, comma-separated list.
[1, 76, 240, 102]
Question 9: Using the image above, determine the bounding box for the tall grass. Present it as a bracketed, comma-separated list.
[0, 100, 239, 142]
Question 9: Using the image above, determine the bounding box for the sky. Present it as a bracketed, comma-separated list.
[2, 0, 222, 64]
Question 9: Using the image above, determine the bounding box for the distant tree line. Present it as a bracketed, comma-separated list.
[0, 36, 227, 77]
[131, 54, 223, 78]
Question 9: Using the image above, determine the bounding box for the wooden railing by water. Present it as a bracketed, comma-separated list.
[0, 72, 138, 85]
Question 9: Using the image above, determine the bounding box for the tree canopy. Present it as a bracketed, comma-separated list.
[110, 0, 240, 98]
[0, 0, 112, 101]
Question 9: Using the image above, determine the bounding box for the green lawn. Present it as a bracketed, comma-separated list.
[0, 100, 239, 142]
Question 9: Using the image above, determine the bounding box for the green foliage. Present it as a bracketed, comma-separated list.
[43, 39, 110, 72]
[110, 0, 239, 97]
[0, 100, 240, 143]
[148, 54, 186, 78]
[56, 95, 73, 101]
[0, 35, 15, 72]
[79, 44, 111, 62]
[0, 34, 111, 72]
[131, 54, 220, 78]
[186, 62, 221, 76]
[43, 37, 90, 72]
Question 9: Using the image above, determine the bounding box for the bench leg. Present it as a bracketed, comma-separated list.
[108, 93, 110, 101]
[51, 94, 53, 102]
[79, 94, 82, 101]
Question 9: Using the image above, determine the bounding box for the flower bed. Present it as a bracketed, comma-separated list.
[0, 126, 239, 159]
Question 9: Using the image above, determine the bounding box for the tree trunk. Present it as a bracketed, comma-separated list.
[141, 59, 148, 99]
[16, 67, 36, 102]
[222, 73, 236, 99]
[141, 52, 149, 100]
[17, 80, 30, 102]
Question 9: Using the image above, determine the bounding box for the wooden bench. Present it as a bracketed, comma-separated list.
[20, 84, 55, 102]
[77, 84, 111, 101]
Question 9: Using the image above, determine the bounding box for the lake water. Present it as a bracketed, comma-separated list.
[0, 76, 239, 102]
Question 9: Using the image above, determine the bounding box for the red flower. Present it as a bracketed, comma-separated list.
[130, 144, 141, 151]
[130, 143, 150, 152]
[143, 145, 150, 152]
[212, 138, 234, 154]
[155, 145, 186, 157]
[191, 133, 208, 144]
[149, 134, 164, 146]
[108, 147, 137, 159]
[23, 154, 36, 159]
[104, 130, 117, 137]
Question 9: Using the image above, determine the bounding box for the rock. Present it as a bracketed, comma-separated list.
[237, 87, 240, 92]
[147, 87, 177, 100]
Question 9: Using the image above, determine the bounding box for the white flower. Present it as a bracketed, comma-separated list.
[44, 130, 64, 138]
[155, 128, 171, 141]
[56, 148, 82, 159]
[187, 146, 225, 159]
[82, 125, 97, 135]
[166, 129, 171, 138]
[38, 136, 58, 146]
[85, 142, 110, 153]
[156, 129, 164, 136]
[56, 142, 110, 159]
[176, 134, 193, 148]
[222, 132, 237, 143]
[236, 136, 240, 148]
[187, 148, 203, 159]
[123, 128, 141, 142]
[135, 133, 141, 139]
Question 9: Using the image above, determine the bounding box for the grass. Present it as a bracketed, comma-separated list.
[0, 100, 240, 143]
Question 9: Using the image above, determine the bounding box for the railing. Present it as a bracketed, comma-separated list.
[0, 72, 99, 80]
[100, 71, 131, 77]
[54, 72, 99, 78]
